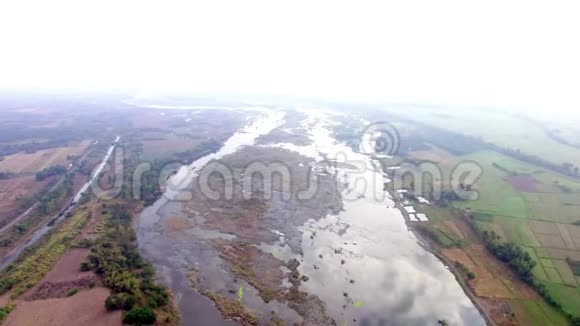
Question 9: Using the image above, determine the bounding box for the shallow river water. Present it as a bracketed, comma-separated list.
[136, 106, 486, 326]
[275, 111, 486, 325]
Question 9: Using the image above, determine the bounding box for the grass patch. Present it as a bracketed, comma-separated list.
[495, 217, 540, 247]
[544, 267, 564, 284]
[515, 299, 570, 326]
[202, 290, 258, 326]
[541, 258, 556, 269]
[454, 261, 476, 280]
[453, 152, 529, 218]
[522, 247, 549, 282]
[414, 224, 463, 248]
[472, 212, 494, 222]
[543, 282, 580, 317]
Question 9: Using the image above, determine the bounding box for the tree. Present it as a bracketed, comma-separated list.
[105, 293, 136, 311]
[123, 307, 156, 325]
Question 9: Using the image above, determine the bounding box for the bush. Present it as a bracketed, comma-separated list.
[481, 231, 536, 282]
[0, 303, 15, 322]
[141, 263, 156, 280]
[123, 307, 156, 325]
[66, 289, 78, 297]
[105, 293, 137, 311]
[144, 285, 169, 308]
[35, 165, 67, 181]
[80, 261, 92, 272]
[76, 239, 94, 249]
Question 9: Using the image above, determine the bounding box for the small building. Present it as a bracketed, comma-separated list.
[417, 196, 431, 205]
[416, 213, 429, 222]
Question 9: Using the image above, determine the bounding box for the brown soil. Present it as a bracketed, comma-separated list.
[39, 248, 92, 282]
[199, 198, 269, 241]
[442, 247, 513, 299]
[479, 298, 518, 326]
[469, 245, 539, 300]
[442, 221, 466, 240]
[0, 142, 89, 174]
[2, 288, 121, 326]
[455, 218, 539, 300]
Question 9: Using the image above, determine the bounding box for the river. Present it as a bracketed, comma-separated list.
[274, 110, 486, 325]
[136, 106, 486, 325]
[136, 109, 286, 325]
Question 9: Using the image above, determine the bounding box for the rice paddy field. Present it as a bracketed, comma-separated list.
[406, 144, 580, 323]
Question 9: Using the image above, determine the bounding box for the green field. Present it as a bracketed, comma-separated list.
[496, 217, 541, 247]
[404, 142, 580, 322]
[390, 106, 580, 166]
[512, 299, 570, 326]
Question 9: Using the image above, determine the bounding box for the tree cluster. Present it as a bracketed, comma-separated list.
[35, 165, 67, 181]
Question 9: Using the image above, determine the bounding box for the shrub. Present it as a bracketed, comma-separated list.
[105, 293, 137, 311]
[144, 285, 169, 308]
[80, 261, 92, 272]
[0, 303, 15, 322]
[66, 289, 78, 297]
[35, 165, 67, 181]
[123, 307, 156, 325]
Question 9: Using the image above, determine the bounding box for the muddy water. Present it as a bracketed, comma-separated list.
[136, 109, 286, 325]
[266, 110, 486, 325]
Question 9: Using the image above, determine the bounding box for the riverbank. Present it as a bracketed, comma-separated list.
[409, 221, 496, 325]
[388, 183, 571, 326]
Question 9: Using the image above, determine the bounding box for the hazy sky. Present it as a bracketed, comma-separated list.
[0, 0, 578, 113]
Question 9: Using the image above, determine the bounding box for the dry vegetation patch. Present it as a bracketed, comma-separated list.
[507, 175, 540, 192]
[442, 247, 513, 299]
[0, 176, 53, 223]
[0, 141, 90, 174]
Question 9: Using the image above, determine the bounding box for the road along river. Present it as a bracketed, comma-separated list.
[0, 136, 120, 271]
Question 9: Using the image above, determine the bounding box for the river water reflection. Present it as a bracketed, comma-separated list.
[136, 106, 486, 325]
